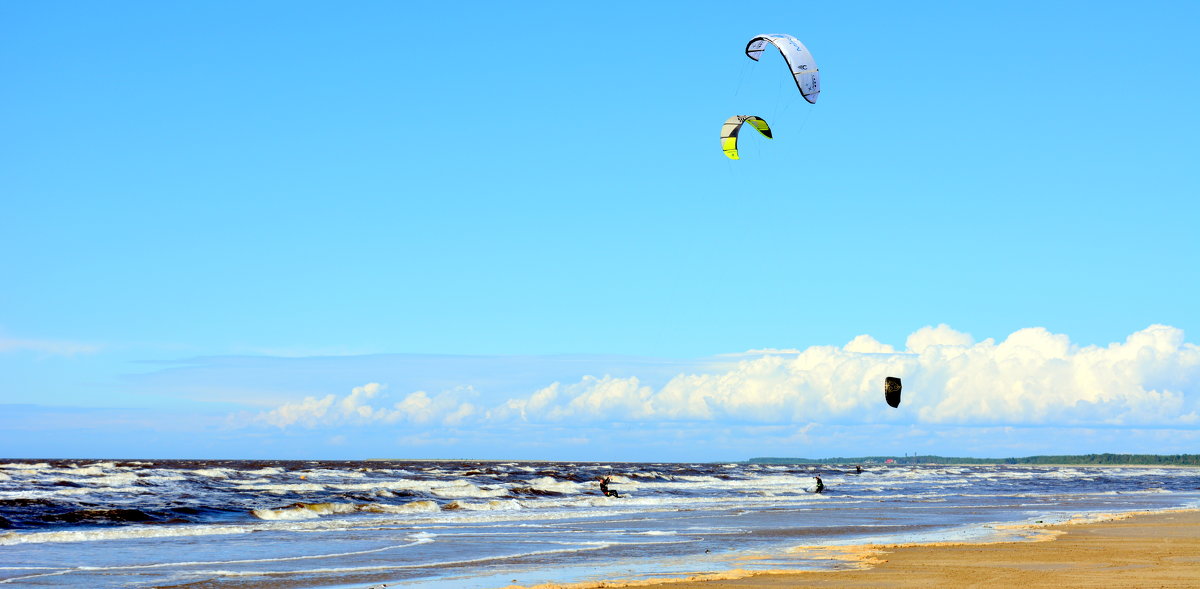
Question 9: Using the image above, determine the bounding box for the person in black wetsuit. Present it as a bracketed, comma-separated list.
[598, 476, 621, 498]
[855, 465, 863, 474]
[814, 476, 824, 493]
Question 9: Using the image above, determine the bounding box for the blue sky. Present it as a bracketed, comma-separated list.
[2, 1, 1197, 460]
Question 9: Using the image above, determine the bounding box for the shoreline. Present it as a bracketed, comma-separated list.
[509, 508, 1200, 589]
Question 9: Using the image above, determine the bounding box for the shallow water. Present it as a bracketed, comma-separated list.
[1, 459, 1198, 587]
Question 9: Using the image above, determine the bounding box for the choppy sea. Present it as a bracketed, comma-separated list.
[1, 459, 1198, 588]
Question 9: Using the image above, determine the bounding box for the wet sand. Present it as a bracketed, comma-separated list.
[513, 509, 1200, 588]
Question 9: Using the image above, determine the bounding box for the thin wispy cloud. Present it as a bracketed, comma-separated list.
[0, 335, 100, 356]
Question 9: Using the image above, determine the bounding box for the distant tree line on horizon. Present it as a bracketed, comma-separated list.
[747, 453, 1200, 466]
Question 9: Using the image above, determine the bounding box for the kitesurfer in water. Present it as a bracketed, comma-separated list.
[599, 476, 621, 498]
[814, 476, 825, 493]
[855, 465, 863, 474]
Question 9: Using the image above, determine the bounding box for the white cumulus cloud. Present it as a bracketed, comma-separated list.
[252, 325, 1200, 430]
[257, 383, 479, 428]
[488, 324, 1200, 427]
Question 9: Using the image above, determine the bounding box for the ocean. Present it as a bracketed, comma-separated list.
[1, 459, 1198, 588]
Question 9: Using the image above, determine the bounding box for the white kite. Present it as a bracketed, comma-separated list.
[745, 34, 821, 104]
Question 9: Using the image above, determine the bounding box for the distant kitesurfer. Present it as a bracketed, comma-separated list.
[855, 465, 863, 474]
[814, 476, 825, 493]
[599, 476, 621, 498]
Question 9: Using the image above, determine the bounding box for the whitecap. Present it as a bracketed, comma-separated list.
[366, 500, 440, 514]
[527, 476, 582, 494]
[429, 482, 508, 499]
[443, 499, 521, 511]
[193, 468, 236, 479]
[252, 502, 360, 521]
[0, 462, 51, 470]
[243, 467, 285, 476]
[240, 482, 327, 494]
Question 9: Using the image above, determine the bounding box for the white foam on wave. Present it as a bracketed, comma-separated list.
[193, 468, 236, 479]
[251, 500, 442, 521]
[528, 476, 582, 494]
[80, 473, 140, 487]
[429, 482, 508, 499]
[0, 462, 51, 470]
[631, 473, 799, 494]
[328, 487, 400, 499]
[920, 477, 970, 485]
[1, 469, 50, 480]
[0, 497, 744, 550]
[1, 503, 457, 546]
[325, 481, 424, 493]
[1033, 469, 1088, 479]
[367, 500, 440, 514]
[65, 462, 129, 476]
[322, 478, 507, 498]
[0, 523, 254, 546]
[444, 499, 522, 512]
[301, 469, 367, 479]
[671, 475, 723, 483]
[366, 467, 415, 476]
[628, 470, 666, 479]
[252, 503, 360, 520]
[1102, 467, 1175, 478]
[61, 466, 106, 477]
[231, 477, 274, 486]
[243, 467, 285, 476]
[237, 482, 327, 494]
[0, 487, 94, 501]
[135, 473, 189, 484]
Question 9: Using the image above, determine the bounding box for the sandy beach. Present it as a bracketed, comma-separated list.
[516, 509, 1200, 589]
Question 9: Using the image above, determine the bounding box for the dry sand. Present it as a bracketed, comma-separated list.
[512, 509, 1200, 589]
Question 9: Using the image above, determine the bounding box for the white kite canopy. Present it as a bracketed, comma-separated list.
[745, 33, 820, 104]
